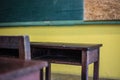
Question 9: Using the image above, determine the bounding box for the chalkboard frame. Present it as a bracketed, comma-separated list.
[0, 20, 120, 27]
[0, 0, 120, 27]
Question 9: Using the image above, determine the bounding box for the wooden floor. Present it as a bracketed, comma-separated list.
[51, 73, 118, 80]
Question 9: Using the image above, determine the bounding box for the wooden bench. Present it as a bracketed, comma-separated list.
[0, 35, 48, 80]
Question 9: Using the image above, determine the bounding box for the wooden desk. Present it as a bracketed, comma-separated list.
[0, 57, 48, 80]
[31, 42, 102, 80]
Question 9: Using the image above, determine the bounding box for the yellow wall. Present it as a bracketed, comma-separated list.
[0, 24, 120, 79]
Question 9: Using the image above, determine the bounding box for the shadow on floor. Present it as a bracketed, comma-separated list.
[51, 73, 118, 80]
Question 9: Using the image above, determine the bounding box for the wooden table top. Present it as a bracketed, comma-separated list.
[31, 42, 102, 50]
[0, 57, 47, 80]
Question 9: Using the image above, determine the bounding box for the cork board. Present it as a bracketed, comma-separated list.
[84, 0, 120, 21]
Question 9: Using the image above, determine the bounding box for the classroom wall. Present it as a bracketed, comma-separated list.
[0, 24, 120, 79]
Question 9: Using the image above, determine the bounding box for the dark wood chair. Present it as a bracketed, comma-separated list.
[0, 35, 48, 80]
[0, 35, 31, 60]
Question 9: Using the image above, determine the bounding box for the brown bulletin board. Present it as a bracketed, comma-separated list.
[84, 0, 120, 21]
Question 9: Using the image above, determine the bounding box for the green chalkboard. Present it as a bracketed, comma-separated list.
[0, 0, 119, 26]
[0, 0, 84, 26]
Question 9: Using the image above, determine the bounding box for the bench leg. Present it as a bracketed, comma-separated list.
[45, 63, 51, 80]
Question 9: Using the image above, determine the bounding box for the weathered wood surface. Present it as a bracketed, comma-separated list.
[0, 57, 48, 80]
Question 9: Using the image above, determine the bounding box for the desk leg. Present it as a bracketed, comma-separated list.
[45, 62, 51, 80]
[93, 49, 99, 80]
[93, 61, 99, 80]
[93, 49, 100, 80]
[81, 50, 88, 80]
[40, 69, 43, 80]
[81, 64, 88, 80]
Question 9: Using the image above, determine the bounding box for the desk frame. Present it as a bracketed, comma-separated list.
[31, 42, 102, 80]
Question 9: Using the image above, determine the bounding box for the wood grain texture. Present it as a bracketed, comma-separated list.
[0, 35, 31, 60]
[0, 57, 47, 80]
[84, 0, 120, 21]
